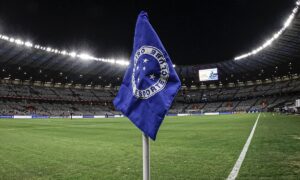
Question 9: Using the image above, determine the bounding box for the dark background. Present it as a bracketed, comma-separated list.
[0, 0, 295, 65]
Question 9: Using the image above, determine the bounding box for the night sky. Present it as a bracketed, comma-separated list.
[0, 0, 295, 65]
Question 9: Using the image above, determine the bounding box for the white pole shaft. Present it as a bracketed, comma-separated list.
[142, 133, 150, 180]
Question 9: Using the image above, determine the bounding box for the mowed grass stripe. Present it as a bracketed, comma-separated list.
[0, 118, 142, 180]
[0, 114, 256, 179]
[152, 115, 256, 179]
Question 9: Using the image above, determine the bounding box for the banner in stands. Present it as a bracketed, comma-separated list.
[204, 112, 219, 115]
[14, 115, 32, 119]
[32, 115, 49, 119]
[0, 115, 13, 118]
[72, 116, 83, 119]
[177, 113, 190, 116]
[219, 112, 233, 115]
[50, 116, 65, 119]
[83, 115, 94, 118]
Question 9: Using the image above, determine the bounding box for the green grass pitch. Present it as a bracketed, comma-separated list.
[0, 113, 300, 179]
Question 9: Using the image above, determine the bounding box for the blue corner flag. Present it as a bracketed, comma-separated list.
[113, 11, 181, 140]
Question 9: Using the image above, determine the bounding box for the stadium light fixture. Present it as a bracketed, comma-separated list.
[15, 39, 24, 45]
[46, 47, 52, 52]
[61, 50, 67, 55]
[24, 41, 33, 47]
[78, 53, 93, 60]
[0, 35, 9, 40]
[9, 38, 15, 43]
[234, 0, 300, 60]
[69, 52, 77, 57]
[0, 32, 130, 66]
[115, 59, 130, 66]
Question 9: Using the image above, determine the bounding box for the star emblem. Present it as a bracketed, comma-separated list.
[136, 66, 139, 70]
[137, 77, 140, 83]
[149, 74, 155, 80]
[143, 66, 146, 71]
[143, 58, 149, 63]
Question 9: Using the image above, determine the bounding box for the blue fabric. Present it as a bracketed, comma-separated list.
[113, 11, 181, 140]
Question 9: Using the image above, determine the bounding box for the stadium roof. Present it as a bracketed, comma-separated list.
[0, 1, 300, 87]
[0, 1, 297, 65]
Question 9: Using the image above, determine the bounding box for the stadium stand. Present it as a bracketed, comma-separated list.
[0, 77, 299, 116]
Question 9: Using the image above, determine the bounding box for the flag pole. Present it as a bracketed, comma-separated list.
[142, 133, 150, 180]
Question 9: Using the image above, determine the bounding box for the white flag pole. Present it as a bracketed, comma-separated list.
[142, 133, 150, 180]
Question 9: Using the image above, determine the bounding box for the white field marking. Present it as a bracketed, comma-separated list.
[292, 135, 300, 140]
[227, 113, 261, 180]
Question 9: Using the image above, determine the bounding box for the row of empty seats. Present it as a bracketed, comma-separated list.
[0, 84, 114, 102]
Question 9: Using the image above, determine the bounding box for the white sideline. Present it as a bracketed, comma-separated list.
[227, 113, 261, 180]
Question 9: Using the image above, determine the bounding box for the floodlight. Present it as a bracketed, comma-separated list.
[9, 38, 15, 42]
[69, 52, 77, 57]
[15, 39, 24, 45]
[234, 1, 300, 60]
[25, 41, 33, 47]
[116, 60, 130, 66]
[78, 53, 93, 60]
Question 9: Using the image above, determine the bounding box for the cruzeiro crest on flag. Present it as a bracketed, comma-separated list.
[132, 46, 170, 99]
[113, 11, 181, 140]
